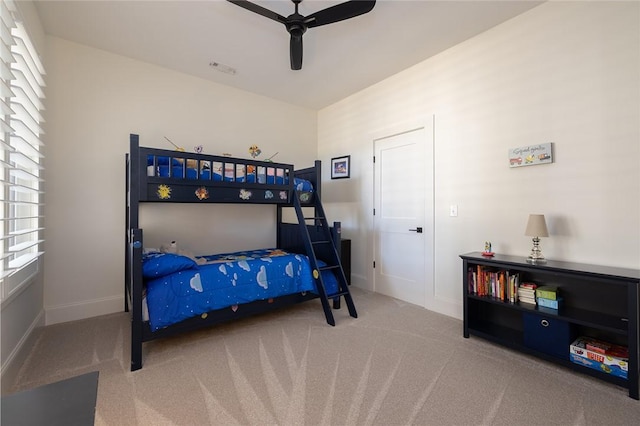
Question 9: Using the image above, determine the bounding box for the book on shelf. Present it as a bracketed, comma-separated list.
[509, 272, 520, 303]
[537, 296, 563, 310]
[517, 289, 536, 299]
[536, 285, 559, 300]
[518, 296, 537, 305]
[498, 271, 506, 301]
[519, 282, 538, 290]
[468, 266, 535, 304]
[517, 282, 537, 299]
[468, 266, 511, 301]
[468, 268, 475, 294]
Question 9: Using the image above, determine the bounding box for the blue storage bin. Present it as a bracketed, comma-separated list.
[523, 312, 572, 359]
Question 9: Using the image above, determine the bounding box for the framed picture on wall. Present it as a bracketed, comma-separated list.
[331, 155, 350, 179]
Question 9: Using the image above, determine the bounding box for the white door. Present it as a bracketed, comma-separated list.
[373, 123, 433, 306]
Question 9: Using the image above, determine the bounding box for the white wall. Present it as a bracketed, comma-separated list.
[318, 1, 640, 318]
[43, 37, 318, 324]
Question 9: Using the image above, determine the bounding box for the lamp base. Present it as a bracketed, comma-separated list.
[526, 236, 546, 264]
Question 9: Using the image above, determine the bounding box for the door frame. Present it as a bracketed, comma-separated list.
[369, 117, 435, 309]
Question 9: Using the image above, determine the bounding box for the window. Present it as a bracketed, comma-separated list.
[1, 0, 45, 302]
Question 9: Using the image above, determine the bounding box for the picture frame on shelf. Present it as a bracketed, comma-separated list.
[331, 155, 350, 179]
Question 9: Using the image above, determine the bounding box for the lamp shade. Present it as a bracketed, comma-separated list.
[525, 214, 549, 237]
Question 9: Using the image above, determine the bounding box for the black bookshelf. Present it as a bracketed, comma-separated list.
[461, 252, 639, 400]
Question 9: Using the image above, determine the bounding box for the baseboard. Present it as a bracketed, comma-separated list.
[351, 273, 372, 291]
[45, 295, 124, 326]
[352, 273, 461, 321]
[427, 295, 462, 320]
[1, 309, 44, 393]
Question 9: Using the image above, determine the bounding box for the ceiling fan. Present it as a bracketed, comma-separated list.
[227, 0, 376, 70]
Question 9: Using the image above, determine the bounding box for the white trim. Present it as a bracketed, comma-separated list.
[0, 258, 38, 306]
[351, 272, 370, 291]
[429, 296, 462, 321]
[45, 295, 124, 325]
[0, 307, 43, 378]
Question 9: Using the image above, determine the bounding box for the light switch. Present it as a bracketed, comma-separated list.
[450, 205, 458, 217]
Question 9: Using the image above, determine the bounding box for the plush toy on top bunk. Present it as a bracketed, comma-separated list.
[249, 144, 278, 162]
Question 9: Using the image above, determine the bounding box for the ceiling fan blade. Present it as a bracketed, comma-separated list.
[290, 33, 303, 70]
[227, 0, 286, 24]
[306, 0, 376, 28]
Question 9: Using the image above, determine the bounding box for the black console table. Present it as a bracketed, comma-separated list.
[1, 371, 99, 425]
[460, 252, 639, 399]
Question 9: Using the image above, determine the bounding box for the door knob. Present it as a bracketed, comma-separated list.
[409, 227, 423, 233]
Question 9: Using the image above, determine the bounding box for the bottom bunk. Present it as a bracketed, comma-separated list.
[143, 247, 339, 331]
[126, 225, 345, 371]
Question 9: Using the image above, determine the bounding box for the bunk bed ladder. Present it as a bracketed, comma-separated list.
[293, 194, 357, 326]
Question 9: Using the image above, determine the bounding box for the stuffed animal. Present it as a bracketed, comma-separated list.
[160, 240, 178, 254]
[160, 241, 206, 265]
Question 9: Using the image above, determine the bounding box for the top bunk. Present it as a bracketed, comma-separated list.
[127, 133, 319, 205]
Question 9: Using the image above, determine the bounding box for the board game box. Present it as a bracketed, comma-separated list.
[569, 337, 628, 379]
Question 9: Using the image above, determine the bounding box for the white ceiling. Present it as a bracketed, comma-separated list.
[34, 0, 543, 110]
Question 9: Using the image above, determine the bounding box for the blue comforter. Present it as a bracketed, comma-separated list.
[144, 248, 337, 330]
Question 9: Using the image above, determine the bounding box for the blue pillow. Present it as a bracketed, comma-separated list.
[142, 253, 197, 278]
[294, 177, 314, 192]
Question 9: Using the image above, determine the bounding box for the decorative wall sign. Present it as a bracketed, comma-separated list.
[331, 155, 350, 179]
[509, 143, 553, 168]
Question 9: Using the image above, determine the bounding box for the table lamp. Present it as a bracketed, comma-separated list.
[525, 214, 548, 263]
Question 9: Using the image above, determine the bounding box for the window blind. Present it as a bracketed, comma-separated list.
[1, 0, 45, 301]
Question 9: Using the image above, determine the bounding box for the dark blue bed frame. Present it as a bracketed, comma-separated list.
[125, 133, 350, 371]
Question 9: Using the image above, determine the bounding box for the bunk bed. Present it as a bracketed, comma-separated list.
[125, 134, 356, 371]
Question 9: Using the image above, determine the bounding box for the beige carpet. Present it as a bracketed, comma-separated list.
[5, 287, 640, 425]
